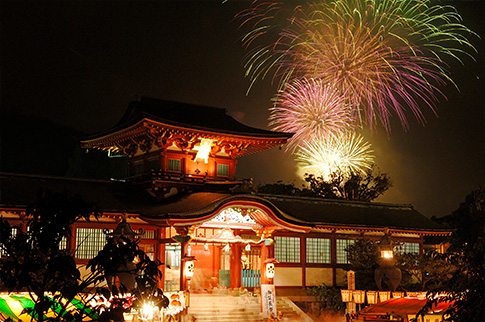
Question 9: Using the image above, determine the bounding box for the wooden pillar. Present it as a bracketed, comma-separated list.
[158, 228, 166, 290]
[231, 244, 241, 288]
[261, 244, 269, 285]
[302, 236, 306, 288]
[180, 239, 189, 291]
[331, 234, 337, 287]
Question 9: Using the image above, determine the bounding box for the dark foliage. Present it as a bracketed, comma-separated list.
[416, 187, 484, 322]
[345, 239, 380, 290]
[0, 189, 100, 321]
[0, 188, 167, 321]
[304, 167, 392, 201]
[308, 283, 345, 312]
[345, 238, 455, 292]
[257, 181, 303, 196]
[256, 167, 392, 202]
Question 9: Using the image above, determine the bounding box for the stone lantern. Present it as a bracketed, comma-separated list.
[104, 215, 144, 291]
[374, 228, 401, 291]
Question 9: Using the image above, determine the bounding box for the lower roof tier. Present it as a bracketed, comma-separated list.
[0, 172, 451, 236]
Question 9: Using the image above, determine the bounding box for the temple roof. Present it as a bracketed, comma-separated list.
[82, 97, 291, 140]
[0, 173, 450, 236]
[80, 97, 292, 157]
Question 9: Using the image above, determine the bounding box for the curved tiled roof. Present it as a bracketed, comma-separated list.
[82, 97, 293, 140]
[0, 173, 450, 234]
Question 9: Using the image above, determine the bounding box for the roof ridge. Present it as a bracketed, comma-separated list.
[257, 193, 415, 209]
[0, 172, 115, 184]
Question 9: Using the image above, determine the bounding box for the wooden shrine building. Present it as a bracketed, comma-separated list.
[0, 97, 451, 294]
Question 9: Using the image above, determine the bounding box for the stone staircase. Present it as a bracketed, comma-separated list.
[187, 294, 314, 322]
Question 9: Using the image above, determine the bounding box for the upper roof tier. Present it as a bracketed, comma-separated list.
[81, 97, 293, 157]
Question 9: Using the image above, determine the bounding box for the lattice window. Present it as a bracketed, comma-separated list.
[217, 164, 229, 176]
[76, 228, 108, 259]
[275, 236, 300, 263]
[168, 159, 181, 172]
[59, 236, 67, 250]
[394, 242, 420, 255]
[142, 230, 155, 239]
[306, 238, 331, 264]
[336, 239, 355, 264]
[0, 227, 17, 257]
[133, 163, 144, 176]
[148, 159, 160, 171]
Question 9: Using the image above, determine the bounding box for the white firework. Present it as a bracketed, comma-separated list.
[295, 132, 375, 179]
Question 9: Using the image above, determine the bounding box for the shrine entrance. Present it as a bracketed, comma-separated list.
[240, 246, 261, 288]
[162, 199, 309, 293]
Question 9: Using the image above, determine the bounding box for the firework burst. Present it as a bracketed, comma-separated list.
[295, 132, 375, 179]
[269, 78, 354, 151]
[241, 0, 477, 131]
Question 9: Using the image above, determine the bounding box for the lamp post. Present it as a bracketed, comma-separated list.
[261, 258, 278, 319]
[374, 228, 401, 292]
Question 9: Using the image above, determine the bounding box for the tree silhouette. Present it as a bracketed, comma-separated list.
[417, 186, 484, 322]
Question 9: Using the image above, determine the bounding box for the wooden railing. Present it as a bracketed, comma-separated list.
[241, 270, 261, 288]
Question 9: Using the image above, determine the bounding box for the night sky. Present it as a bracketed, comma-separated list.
[1, 0, 484, 219]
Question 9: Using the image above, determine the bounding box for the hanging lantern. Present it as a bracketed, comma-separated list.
[266, 263, 275, 279]
[245, 244, 251, 251]
[367, 291, 378, 304]
[223, 244, 230, 252]
[379, 291, 391, 302]
[185, 260, 195, 279]
[341, 290, 352, 302]
[203, 243, 209, 252]
[263, 258, 278, 280]
[353, 290, 366, 304]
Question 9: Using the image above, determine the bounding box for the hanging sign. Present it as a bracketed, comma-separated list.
[261, 284, 277, 319]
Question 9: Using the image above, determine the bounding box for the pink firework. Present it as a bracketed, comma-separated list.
[269, 78, 353, 151]
[240, 0, 477, 132]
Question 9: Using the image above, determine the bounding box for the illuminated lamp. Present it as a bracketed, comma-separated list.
[378, 229, 394, 260]
[141, 302, 155, 320]
[266, 263, 275, 279]
[185, 261, 195, 279]
[379, 291, 391, 302]
[366, 291, 378, 304]
[245, 244, 251, 251]
[263, 258, 278, 279]
[223, 244, 230, 252]
[353, 290, 365, 304]
[341, 290, 352, 302]
[195, 138, 213, 164]
[182, 255, 197, 279]
[374, 228, 402, 291]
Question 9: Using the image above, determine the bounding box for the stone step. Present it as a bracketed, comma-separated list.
[188, 295, 312, 322]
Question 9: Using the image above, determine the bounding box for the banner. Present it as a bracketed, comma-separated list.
[261, 284, 277, 318]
